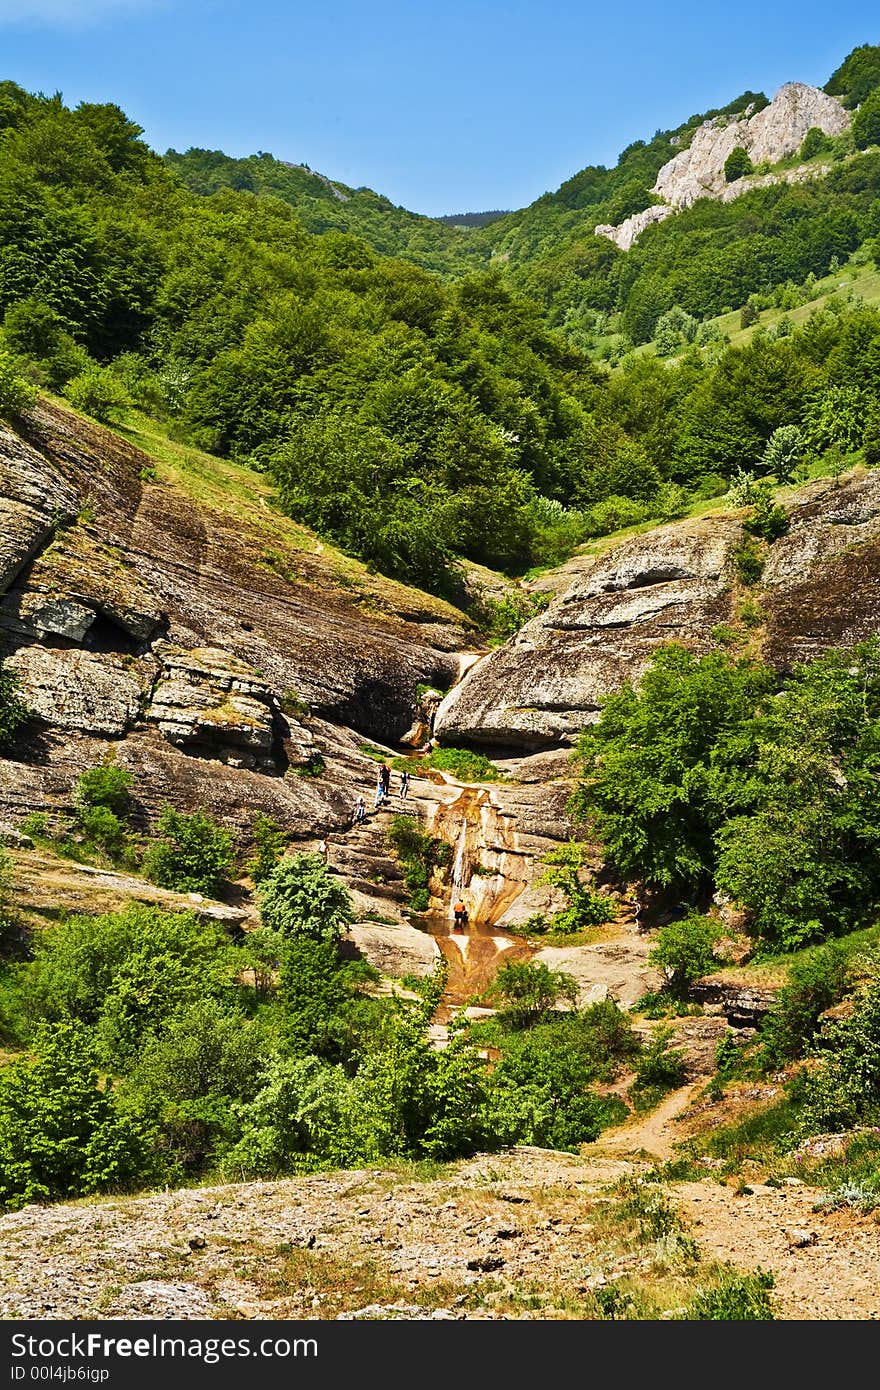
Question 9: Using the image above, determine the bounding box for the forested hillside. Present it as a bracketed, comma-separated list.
[2, 48, 880, 601]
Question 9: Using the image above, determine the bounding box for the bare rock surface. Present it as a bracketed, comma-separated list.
[437, 468, 880, 752]
[597, 83, 849, 248]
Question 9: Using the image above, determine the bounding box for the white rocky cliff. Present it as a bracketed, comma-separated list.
[595, 82, 850, 249]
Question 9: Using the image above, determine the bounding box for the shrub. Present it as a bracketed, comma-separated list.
[800, 127, 831, 160]
[724, 146, 754, 182]
[758, 425, 803, 484]
[64, 366, 132, 424]
[0, 348, 37, 420]
[416, 745, 505, 782]
[538, 840, 616, 933]
[487, 960, 579, 1028]
[734, 537, 765, 585]
[649, 914, 722, 996]
[0, 662, 30, 750]
[631, 1027, 688, 1101]
[247, 813, 288, 884]
[0, 1021, 162, 1210]
[684, 1267, 775, 1319]
[257, 852, 354, 941]
[387, 815, 450, 912]
[74, 765, 133, 815]
[759, 944, 851, 1065]
[141, 806, 234, 896]
[744, 485, 789, 542]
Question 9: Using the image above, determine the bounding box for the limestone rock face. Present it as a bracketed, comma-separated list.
[0, 402, 463, 746]
[436, 468, 880, 753]
[5, 646, 144, 737]
[0, 424, 78, 592]
[594, 203, 675, 251]
[435, 517, 742, 748]
[653, 83, 849, 209]
[144, 643, 297, 771]
[596, 83, 849, 248]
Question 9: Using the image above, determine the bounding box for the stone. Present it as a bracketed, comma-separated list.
[596, 83, 849, 249]
[5, 645, 143, 737]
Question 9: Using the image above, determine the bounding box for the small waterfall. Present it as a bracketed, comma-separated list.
[450, 819, 468, 918]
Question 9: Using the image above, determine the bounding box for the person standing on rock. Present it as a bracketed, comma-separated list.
[354, 795, 366, 825]
[374, 769, 386, 810]
[400, 768, 410, 800]
[381, 762, 391, 797]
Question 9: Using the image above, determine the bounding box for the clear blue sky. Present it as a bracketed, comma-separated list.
[0, 1, 877, 216]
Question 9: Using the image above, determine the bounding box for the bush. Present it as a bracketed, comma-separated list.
[0, 348, 37, 420]
[415, 745, 504, 782]
[759, 424, 803, 484]
[141, 806, 234, 896]
[487, 960, 579, 1028]
[684, 1267, 775, 1319]
[759, 944, 851, 1065]
[0, 662, 30, 750]
[0, 1021, 162, 1210]
[257, 852, 354, 942]
[387, 815, 450, 912]
[724, 146, 754, 182]
[538, 840, 616, 933]
[649, 914, 722, 996]
[744, 485, 789, 542]
[247, 813, 288, 884]
[800, 127, 831, 161]
[75, 765, 133, 815]
[64, 366, 133, 424]
[734, 537, 765, 585]
[631, 1027, 688, 1099]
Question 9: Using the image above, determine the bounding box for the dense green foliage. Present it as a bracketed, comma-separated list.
[256, 852, 354, 942]
[574, 640, 880, 952]
[2, 61, 879, 596]
[140, 806, 234, 896]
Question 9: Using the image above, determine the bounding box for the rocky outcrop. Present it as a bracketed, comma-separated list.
[654, 83, 848, 209]
[0, 424, 78, 592]
[5, 646, 145, 737]
[436, 516, 742, 748]
[596, 83, 850, 249]
[594, 203, 675, 251]
[436, 468, 880, 752]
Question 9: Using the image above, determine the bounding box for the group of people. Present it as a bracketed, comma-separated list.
[353, 762, 411, 824]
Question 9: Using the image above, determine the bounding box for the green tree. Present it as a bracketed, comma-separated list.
[800, 127, 832, 161]
[649, 914, 722, 996]
[0, 1021, 162, 1210]
[0, 348, 36, 421]
[65, 366, 133, 424]
[758, 424, 803, 482]
[571, 645, 773, 889]
[724, 147, 754, 182]
[257, 852, 354, 941]
[852, 89, 880, 150]
[487, 960, 579, 1028]
[141, 806, 235, 897]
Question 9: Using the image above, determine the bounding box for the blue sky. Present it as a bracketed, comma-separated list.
[0, 1, 877, 216]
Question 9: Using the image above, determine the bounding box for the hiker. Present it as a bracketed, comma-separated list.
[354, 795, 366, 825]
[374, 770, 386, 809]
[400, 768, 410, 800]
[380, 762, 392, 795]
[453, 900, 468, 931]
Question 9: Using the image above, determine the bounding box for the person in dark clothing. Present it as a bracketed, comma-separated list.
[400, 768, 410, 800]
[380, 762, 391, 795]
